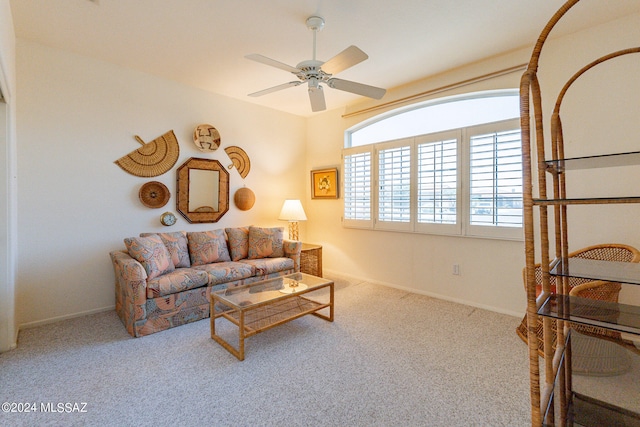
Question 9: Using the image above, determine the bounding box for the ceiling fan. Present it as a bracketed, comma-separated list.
[245, 16, 386, 112]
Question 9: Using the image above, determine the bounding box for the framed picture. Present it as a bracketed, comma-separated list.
[311, 168, 339, 199]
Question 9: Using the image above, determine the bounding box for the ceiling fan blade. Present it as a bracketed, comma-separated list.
[328, 78, 386, 99]
[308, 85, 326, 112]
[321, 45, 368, 75]
[245, 54, 300, 74]
[248, 81, 302, 97]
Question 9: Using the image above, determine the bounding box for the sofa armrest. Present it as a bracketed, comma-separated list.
[283, 240, 302, 272]
[110, 250, 148, 336]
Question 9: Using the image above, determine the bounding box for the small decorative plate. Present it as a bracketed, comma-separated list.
[193, 124, 221, 152]
[160, 211, 177, 226]
[139, 181, 170, 208]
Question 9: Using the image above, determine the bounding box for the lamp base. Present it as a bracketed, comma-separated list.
[288, 221, 299, 241]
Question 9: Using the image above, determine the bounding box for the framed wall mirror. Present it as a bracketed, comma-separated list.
[176, 157, 229, 223]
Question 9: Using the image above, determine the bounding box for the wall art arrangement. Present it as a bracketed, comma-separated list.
[224, 146, 251, 178]
[193, 124, 221, 152]
[176, 157, 230, 223]
[311, 168, 339, 199]
[138, 181, 170, 208]
[115, 130, 180, 177]
[159, 211, 177, 226]
[115, 124, 255, 225]
[233, 187, 256, 211]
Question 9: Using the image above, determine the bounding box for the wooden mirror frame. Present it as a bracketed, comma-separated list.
[176, 157, 229, 223]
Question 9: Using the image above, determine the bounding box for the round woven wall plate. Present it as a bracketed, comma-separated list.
[139, 181, 170, 208]
[193, 124, 221, 152]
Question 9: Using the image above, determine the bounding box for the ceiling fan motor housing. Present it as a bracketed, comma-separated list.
[295, 59, 329, 83]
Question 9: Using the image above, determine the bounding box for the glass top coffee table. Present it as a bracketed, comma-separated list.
[210, 272, 334, 360]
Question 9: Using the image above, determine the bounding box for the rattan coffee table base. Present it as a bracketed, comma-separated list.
[210, 273, 334, 360]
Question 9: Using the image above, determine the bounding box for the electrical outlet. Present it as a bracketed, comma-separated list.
[453, 264, 460, 275]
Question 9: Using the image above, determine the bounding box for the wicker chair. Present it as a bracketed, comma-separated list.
[515, 243, 640, 357]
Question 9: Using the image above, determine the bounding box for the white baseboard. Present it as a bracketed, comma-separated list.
[324, 268, 522, 318]
[19, 305, 115, 331]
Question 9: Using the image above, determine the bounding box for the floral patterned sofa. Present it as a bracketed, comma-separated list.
[110, 226, 301, 337]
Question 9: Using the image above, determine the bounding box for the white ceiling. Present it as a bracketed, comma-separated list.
[10, 0, 640, 117]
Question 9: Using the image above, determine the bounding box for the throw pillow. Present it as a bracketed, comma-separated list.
[141, 231, 190, 268]
[248, 226, 284, 259]
[187, 229, 231, 266]
[225, 226, 250, 261]
[124, 234, 175, 280]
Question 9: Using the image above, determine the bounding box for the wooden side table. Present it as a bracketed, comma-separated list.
[300, 243, 323, 277]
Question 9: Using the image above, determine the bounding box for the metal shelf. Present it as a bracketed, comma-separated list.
[544, 151, 640, 173]
[550, 258, 640, 286]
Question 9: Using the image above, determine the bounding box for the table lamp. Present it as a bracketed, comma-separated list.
[278, 199, 307, 241]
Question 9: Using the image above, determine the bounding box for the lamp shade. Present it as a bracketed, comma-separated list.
[278, 199, 307, 221]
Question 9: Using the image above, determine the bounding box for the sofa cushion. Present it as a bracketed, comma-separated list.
[145, 268, 209, 298]
[192, 261, 255, 286]
[187, 230, 231, 266]
[141, 231, 190, 268]
[240, 257, 294, 276]
[226, 226, 250, 261]
[247, 226, 284, 259]
[124, 234, 175, 280]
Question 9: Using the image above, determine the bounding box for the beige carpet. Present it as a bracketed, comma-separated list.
[0, 275, 532, 426]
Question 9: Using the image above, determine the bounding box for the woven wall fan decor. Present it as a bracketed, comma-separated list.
[139, 181, 170, 208]
[193, 124, 221, 152]
[115, 130, 180, 177]
[224, 146, 251, 178]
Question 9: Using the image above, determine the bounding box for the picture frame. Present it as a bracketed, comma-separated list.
[311, 168, 339, 199]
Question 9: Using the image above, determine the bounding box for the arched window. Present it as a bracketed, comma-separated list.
[342, 90, 522, 240]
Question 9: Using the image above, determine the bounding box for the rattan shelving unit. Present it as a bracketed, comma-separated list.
[521, 1, 640, 426]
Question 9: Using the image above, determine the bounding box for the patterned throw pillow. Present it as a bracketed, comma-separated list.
[141, 231, 190, 268]
[247, 226, 284, 259]
[226, 226, 250, 261]
[124, 234, 175, 280]
[187, 229, 231, 266]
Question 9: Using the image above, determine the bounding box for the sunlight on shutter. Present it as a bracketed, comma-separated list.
[378, 146, 411, 222]
[418, 138, 457, 224]
[469, 129, 523, 227]
[344, 152, 371, 220]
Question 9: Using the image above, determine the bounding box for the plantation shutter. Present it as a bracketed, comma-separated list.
[469, 128, 523, 228]
[343, 150, 373, 228]
[378, 145, 411, 223]
[417, 138, 458, 224]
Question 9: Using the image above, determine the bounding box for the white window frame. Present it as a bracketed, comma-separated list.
[342, 118, 522, 241]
